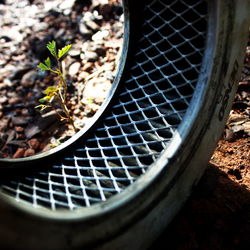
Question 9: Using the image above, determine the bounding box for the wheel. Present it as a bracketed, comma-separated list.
[0, 0, 249, 249]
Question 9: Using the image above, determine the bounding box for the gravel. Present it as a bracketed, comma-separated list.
[0, 0, 123, 158]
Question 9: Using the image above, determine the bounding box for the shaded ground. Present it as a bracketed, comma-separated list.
[152, 163, 250, 250]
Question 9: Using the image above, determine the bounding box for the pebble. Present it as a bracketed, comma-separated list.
[73, 108, 81, 115]
[68, 49, 81, 57]
[33, 22, 49, 32]
[54, 28, 65, 40]
[21, 70, 37, 87]
[9, 67, 31, 81]
[25, 110, 59, 139]
[16, 133, 25, 139]
[82, 62, 94, 72]
[0, 59, 6, 66]
[84, 20, 100, 32]
[0, 118, 9, 132]
[3, 79, 14, 88]
[92, 30, 109, 41]
[13, 148, 26, 158]
[69, 62, 81, 77]
[0, 96, 7, 104]
[82, 51, 99, 62]
[79, 23, 93, 38]
[58, 0, 75, 10]
[15, 126, 24, 133]
[28, 138, 40, 150]
[11, 116, 30, 126]
[83, 77, 111, 100]
[8, 96, 21, 105]
[78, 71, 90, 80]
[24, 148, 35, 157]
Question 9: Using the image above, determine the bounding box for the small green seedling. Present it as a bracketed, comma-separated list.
[36, 41, 76, 131]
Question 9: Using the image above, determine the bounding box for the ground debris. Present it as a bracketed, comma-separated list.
[0, 0, 123, 158]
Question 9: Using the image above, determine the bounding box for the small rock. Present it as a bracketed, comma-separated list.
[15, 126, 24, 133]
[119, 13, 124, 23]
[54, 28, 65, 40]
[33, 22, 49, 32]
[59, 0, 75, 10]
[9, 67, 31, 81]
[28, 138, 40, 150]
[83, 77, 111, 100]
[0, 59, 5, 66]
[68, 49, 81, 57]
[224, 128, 234, 141]
[92, 30, 109, 41]
[63, 9, 71, 16]
[69, 62, 81, 77]
[78, 71, 90, 80]
[24, 148, 35, 157]
[16, 133, 25, 139]
[82, 12, 94, 22]
[25, 111, 59, 139]
[12, 116, 31, 126]
[81, 42, 89, 52]
[82, 62, 94, 72]
[3, 79, 14, 88]
[13, 148, 25, 158]
[79, 23, 93, 38]
[0, 96, 7, 104]
[82, 51, 99, 62]
[74, 118, 85, 130]
[84, 20, 100, 32]
[8, 96, 21, 105]
[21, 70, 37, 87]
[21, 109, 29, 116]
[73, 108, 81, 115]
[105, 71, 115, 80]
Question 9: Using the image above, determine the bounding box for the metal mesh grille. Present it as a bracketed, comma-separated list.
[0, 0, 207, 210]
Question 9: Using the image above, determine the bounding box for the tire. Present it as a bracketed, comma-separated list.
[0, 0, 249, 249]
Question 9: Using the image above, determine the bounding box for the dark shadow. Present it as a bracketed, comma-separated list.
[150, 163, 250, 250]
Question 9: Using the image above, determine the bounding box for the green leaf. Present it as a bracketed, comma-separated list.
[37, 62, 49, 71]
[38, 97, 46, 103]
[45, 57, 51, 68]
[39, 96, 53, 103]
[44, 86, 58, 96]
[47, 40, 57, 57]
[58, 44, 72, 59]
